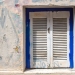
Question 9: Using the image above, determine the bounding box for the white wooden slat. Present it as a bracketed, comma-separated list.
[53, 46, 67, 50]
[53, 44, 67, 46]
[53, 36, 67, 38]
[33, 50, 47, 51]
[33, 51, 47, 56]
[33, 34, 47, 36]
[33, 31, 47, 32]
[33, 43, 47, 45]
[33, 57, 47, 59]
[53, 58, 67, 60]
[54, 33, 66, 37]
[33, 45, 47, 47]
[33, 55, 47, 56]
[33, 39, 47, 41]
[53, 46, 67, 47]
[53, 51, 67, 53]
[33, 47, 47, 49]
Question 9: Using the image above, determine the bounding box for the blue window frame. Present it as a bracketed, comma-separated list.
[26, 8, 73, 68]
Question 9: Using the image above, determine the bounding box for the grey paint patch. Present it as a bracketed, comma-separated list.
[0, 56, 2, 60]
[3, 34, 7, 42]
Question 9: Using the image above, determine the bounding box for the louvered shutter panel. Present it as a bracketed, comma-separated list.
[33, 18, 47, 68]
[53, 18, 68, 67]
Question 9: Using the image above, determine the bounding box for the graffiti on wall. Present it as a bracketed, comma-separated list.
[33, 59, 64, 68]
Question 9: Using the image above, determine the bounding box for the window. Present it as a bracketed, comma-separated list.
[29, 11, 70, 68]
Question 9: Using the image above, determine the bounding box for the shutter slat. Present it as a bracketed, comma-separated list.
[33, 57, 47, 59]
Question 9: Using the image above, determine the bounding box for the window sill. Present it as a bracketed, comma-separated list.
[24, 69, 75, 74]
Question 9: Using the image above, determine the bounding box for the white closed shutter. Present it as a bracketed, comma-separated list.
[52, 12, 69, 67]
[33, 18, 47, 68]
[30, 12, 48, 68]
[53, 18, 67, 67]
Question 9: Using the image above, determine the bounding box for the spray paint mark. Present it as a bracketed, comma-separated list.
[3, 34, 7, 42]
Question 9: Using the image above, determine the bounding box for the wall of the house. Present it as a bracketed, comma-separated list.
[0, 0, 75, 71]
[0, 0, 23, 71]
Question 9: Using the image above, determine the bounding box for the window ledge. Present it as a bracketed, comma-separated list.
[24, 69, 75, 74]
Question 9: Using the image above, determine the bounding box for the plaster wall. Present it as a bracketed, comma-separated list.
[0, 0, 23, 71]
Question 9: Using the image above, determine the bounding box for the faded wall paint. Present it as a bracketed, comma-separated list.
[0, 0, 23, 71]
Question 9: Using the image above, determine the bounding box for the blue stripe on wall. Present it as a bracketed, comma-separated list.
[26, 8, 73, 68]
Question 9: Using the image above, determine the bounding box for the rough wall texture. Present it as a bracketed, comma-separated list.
[0, 0, 75, 71]
[0, 0, 23, 71]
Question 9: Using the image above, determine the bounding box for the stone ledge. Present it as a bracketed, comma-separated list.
[0, 69, 75, 75]
[0, 73, 75, 75]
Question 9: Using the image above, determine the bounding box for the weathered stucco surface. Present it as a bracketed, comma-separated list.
[0, 0, 75, 71]
[0, 0, 23, 71]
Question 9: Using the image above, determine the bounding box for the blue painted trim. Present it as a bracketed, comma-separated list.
[69, 9, 74, 68]
[26, 11, 30, 68]
[26, 8, 73, 68]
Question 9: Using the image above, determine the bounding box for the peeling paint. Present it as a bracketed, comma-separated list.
[13, 46, 20, 53]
